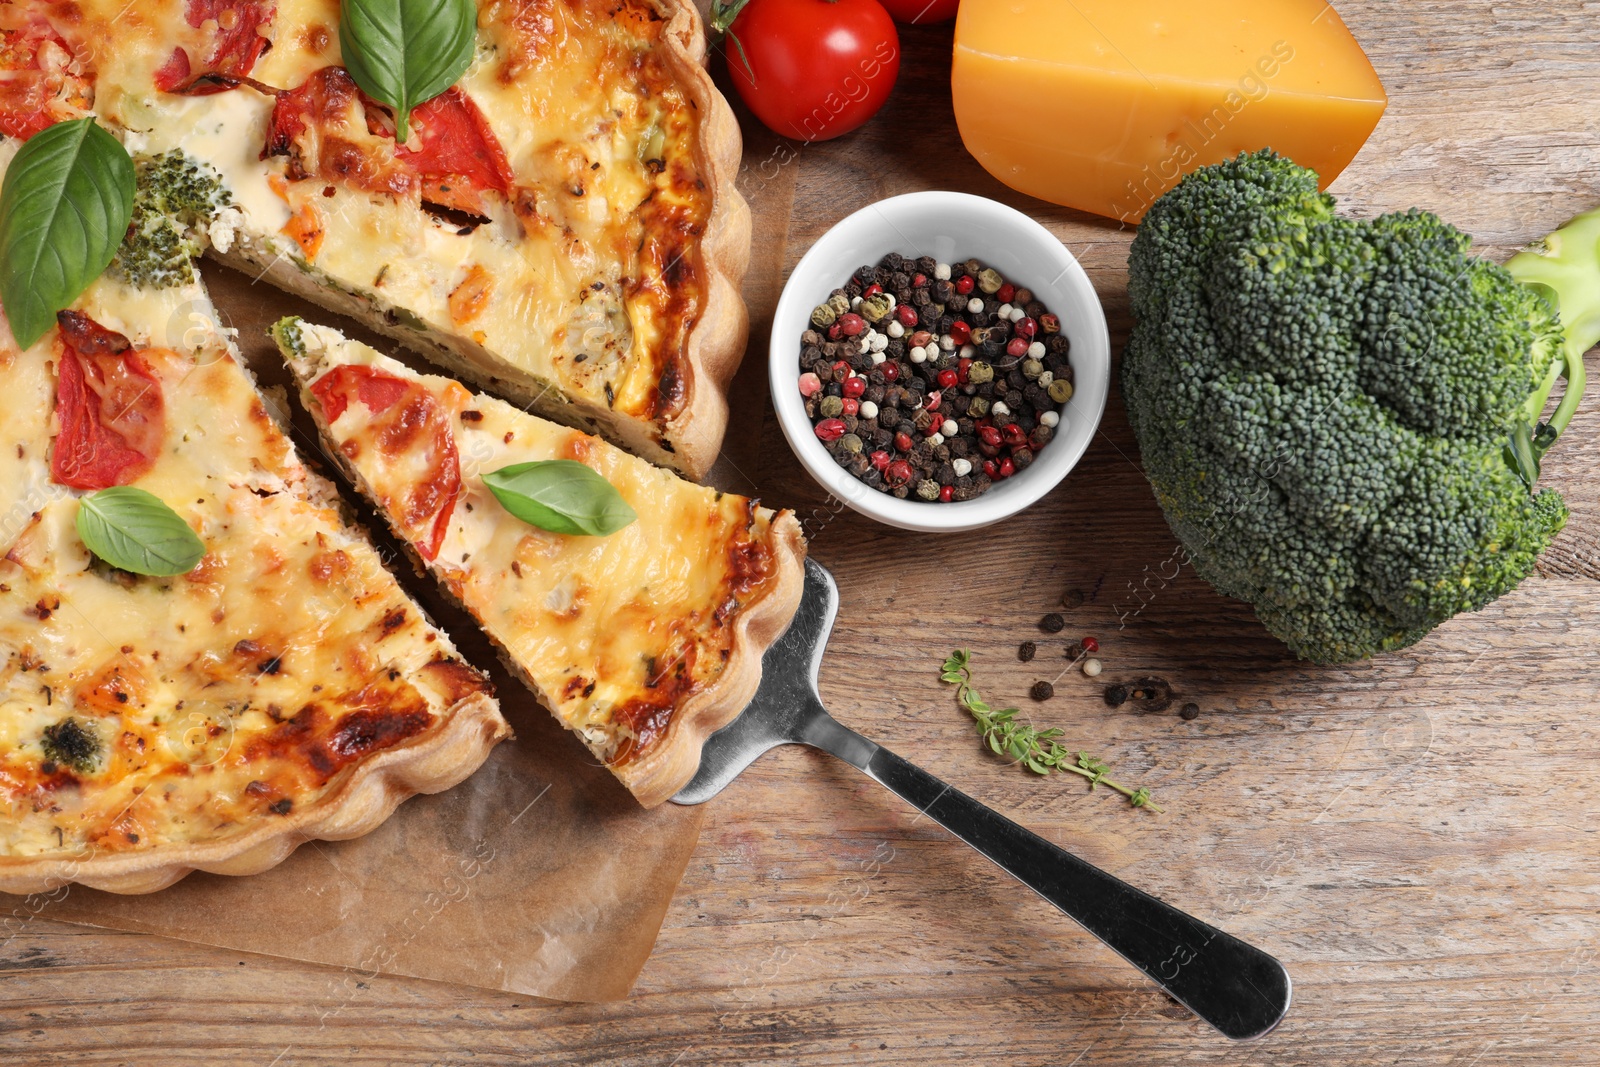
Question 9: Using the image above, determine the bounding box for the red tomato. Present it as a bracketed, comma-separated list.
[874, 0, 959, 24]
[309, 365, 461, 563]
[724, 0, 900, 142]
[51, 313, 167, 491]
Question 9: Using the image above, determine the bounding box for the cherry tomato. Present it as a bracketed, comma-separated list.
[874, 0, 959, 24]
[722, 0, 900, 142]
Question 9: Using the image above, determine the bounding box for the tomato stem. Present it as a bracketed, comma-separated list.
[708, 0, 752, 35]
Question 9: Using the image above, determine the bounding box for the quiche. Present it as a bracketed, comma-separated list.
[276, 318, 804, 807]
[27, 0, 750, 479]
[0, 270, 508, 894]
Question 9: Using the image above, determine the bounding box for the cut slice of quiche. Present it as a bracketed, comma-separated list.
[0, 272, 508, 895]
[275, 318, 805, 807]
[56, 0, 749, 478]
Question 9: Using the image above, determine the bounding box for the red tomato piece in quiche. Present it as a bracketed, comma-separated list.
[153, 0, 275, 95]
[0, 3, 91, 139]
[50, 311, 167, 491]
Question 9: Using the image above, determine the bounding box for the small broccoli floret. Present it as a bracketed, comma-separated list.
[108, 150, 232, 290]
[41, 717, 101, 774]
[1123, 150, 1593, 663]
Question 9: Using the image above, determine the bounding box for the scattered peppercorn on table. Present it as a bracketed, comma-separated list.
[6, 2, 1599, 1064]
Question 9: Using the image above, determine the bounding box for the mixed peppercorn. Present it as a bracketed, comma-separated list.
[798, 253, 1074, 502]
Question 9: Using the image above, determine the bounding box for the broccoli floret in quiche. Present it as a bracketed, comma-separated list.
[108, 150, 232, 290]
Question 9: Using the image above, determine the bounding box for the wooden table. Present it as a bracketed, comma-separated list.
[5, 2, 1598, 1062]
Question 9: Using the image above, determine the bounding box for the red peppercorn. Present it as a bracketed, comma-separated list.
[982, 459, 998, 479]
[894, 431, 913, 452]
[798, 372, 822, 397]
[924, 419, 942, 437]
[837, 313, 866, 337]
[1006, 336, 1029, 358]
[1002, 423, 1027, 447]
[947, 320, 972, 345]
[895, 304, 918, 327]
[841, 397, 859, 416]
[827, 323, 843, 341]
[882, 362, 900, 382]
[978, 439, 1002, 458]
[869, 450, 890, 471]
[910, 329, 933, 349]
[832, 360, 852, 379]
[1016, 316, 1038, 339]
[842, 376, 866, 398]
[937, 369, 959, 389]
[978, 425, 1003, 447]
[954, 275, 975, 295]
[998, 456, 1016, 478]
[1039, 313, 1060, 334]
[911, 273, 927, 287]
[863, 283, 882, 297]
[886, 460, 914, 487]
[1081, 636, 1100, 653]
[939, 485, 954, 503]
[815, 418, 846, 442]
[996, 282, 1016, 304]
[957, 357, 972, 383]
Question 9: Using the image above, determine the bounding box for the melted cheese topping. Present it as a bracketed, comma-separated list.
[62, 0, 711, 438]
[0, 281, 494, 861]
[286, 322, 781, 766]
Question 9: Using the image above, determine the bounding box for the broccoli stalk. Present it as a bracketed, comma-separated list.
[1122, 151, 1596, 664]
[1504, 207, 1600, 483]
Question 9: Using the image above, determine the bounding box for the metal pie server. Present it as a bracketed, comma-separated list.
[674, 559, 1291, 1041]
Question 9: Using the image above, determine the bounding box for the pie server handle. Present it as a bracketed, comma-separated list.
[802, 711, 1293, 1042]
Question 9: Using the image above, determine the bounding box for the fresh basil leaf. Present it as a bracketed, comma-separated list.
[483, 460, 638, 537]
[76, 487, 206, 577]
[0, 118, 135, 350]
[339, 0, 477, 142]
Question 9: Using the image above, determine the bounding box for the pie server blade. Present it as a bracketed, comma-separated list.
[673, 559, 1292, 1041]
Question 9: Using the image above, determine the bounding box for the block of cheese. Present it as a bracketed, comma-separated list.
[952, 0, 1386, 222]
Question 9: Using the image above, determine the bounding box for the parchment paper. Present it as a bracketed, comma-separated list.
[9, 265, 717, 1002]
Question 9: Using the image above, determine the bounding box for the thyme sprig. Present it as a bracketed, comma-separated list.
[941, 650, 1162, 813]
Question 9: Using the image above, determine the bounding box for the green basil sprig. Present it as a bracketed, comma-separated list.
[76, 487, 206, 577]
[483, 461, 638, 537]
[0, 118, 135, 350]
[339, 0, 477, 142]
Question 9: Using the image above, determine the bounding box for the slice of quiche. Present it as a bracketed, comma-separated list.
[0, 273, 508, 895]
[275, 318, 804, 807]
[44, 0, 749, 479]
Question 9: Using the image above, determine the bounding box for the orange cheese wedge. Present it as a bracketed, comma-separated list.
[952, 0, 1387, 223]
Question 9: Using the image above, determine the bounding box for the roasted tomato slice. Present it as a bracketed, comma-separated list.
[153, 0, 275, 95]
[50, 312, 167, 491]
[0, 6, 91, 140]
[309, 365, 461, 562]
[264, 66, 513, 216]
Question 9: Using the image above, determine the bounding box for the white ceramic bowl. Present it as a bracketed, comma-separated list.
[769, 191, 1110, 533]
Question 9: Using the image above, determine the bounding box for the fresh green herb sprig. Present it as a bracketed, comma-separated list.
[941, 650, 1161, 813]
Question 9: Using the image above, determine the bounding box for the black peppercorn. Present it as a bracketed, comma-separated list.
[1030, 680, 1054, 702]
[1018, 641, 1036, 662]
[1105, 684, 1129, 707]
[1040, 613, 1065, 633]
[1179, 702, 1201, 721]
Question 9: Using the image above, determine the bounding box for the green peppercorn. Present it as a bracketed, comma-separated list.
[827, 292, 850, 316]
[840, 433, 864, 454]
[811, 303, 838, 328]
[1021, 358, 1044, 380]
[1047, 378, 1074, 403]
[977, 268, 1004, 294]
[967, 360, 995, 384]
[859, 293, 893, 324]
[915, 478, 940, 501]
[967, 396, 990, 418]
[818, 395, 844, 418]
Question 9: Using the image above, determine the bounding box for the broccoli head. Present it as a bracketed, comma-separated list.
[108, 149, 232, 289]
[1123, 150, 1594, 663]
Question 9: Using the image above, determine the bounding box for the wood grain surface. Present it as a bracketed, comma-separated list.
[4, 1, 1599, 1063]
